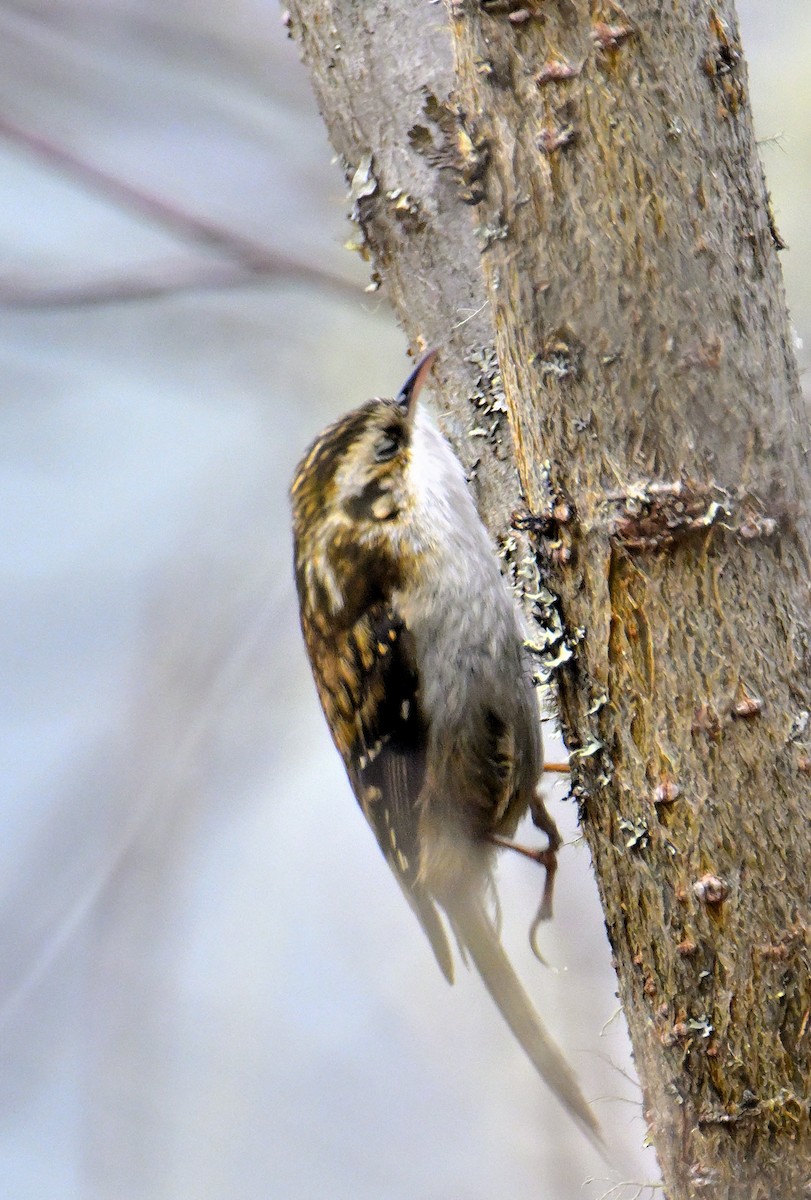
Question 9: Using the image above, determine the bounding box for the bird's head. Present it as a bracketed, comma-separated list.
[290, 350, 438, 622]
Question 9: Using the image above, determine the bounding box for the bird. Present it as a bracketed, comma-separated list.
[290, 348, 601, 1145]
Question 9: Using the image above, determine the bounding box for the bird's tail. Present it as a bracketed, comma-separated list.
[446, 892, 604, 1151]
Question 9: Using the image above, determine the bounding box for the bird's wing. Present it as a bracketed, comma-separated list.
[302, 602, 602, 1148]
[305, 601, 454, 983]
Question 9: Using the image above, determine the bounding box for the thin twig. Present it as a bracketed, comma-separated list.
[0, 259, 362, 309]
[583, 1178, 663, 1200]
[590, 1049, 644, 1095]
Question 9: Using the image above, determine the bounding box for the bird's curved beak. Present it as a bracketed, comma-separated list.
[396, 348, 438, 418]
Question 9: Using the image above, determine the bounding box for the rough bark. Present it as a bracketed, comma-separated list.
[285, 2, 811, 1196]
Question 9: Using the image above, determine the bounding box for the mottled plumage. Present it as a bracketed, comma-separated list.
[290, 351, 601, 1145]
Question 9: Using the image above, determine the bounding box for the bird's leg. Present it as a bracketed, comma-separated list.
[490, 833, 557, 906]
[489, 788, 562, 962]
[489, 834, 557, 869]
[489, 831, 558, 966]
[530, 791, 562, 850]
[529, 789, 562, 922]
[527, 791, 565, 958]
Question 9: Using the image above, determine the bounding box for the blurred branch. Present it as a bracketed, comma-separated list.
[0, 260, 362, 309]
[0, 114, 362, 306]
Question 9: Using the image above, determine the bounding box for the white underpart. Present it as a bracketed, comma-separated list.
[393, 406, 537, 774]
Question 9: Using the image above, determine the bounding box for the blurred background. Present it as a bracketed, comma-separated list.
[1, 2, 808, 1197]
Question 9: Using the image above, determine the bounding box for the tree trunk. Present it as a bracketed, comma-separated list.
[285, 2, 811, 1196]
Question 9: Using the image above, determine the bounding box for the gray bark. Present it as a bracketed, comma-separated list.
[286, 2, 811, 1196]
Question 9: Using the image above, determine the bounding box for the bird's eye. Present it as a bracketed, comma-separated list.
[373, 428, 401, 463]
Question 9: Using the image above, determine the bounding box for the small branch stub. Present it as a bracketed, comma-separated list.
[693, 874, 730, 906]
[654, 779, 681, 806]
[592, 21, 635, 52]
[535, 59, 581, 87]
[538, 125, 577, 154]
[731, 694, 763, 719]
[605, 479, 782, 552]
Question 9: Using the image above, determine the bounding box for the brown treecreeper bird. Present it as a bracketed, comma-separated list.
[290, 349, 601, 1144]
